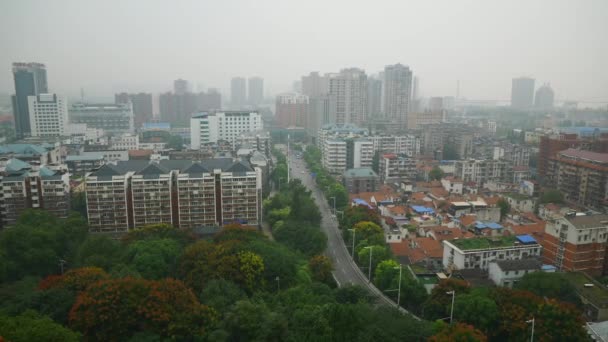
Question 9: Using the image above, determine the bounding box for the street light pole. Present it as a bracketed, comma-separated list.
[446, 290, 455, 324]
[395, 265, 402, 308]
[364, 246, 373, 282]
[526, 317, 535, 342]
[59, 259, 67, 275]
[348, 228, 356, 256]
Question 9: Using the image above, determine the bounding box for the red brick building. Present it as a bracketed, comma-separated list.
[538, 133, 608, 178]
[541, 214, 608, 276]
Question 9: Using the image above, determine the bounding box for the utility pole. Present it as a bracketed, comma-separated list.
[526, 317, 535, 342]
[446, 290, 455, 324]
[395, 265, 402, 308]
[59, 259, 67, 275]
[286, 134, 290, 183]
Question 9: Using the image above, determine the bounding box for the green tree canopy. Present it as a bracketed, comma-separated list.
[514, 272, 581, 307]
[429, 166, 445, 181]
[540, 189, 564, 204]
[0, 310, 81, 342]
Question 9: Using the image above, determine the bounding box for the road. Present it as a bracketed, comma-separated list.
[288, 153, 421, 319]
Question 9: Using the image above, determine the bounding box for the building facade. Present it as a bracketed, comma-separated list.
[275, 93, 309, 128]
[70, 102, 134, 134]
[343, 168, 379, 194]
[328, 68, 368, 126]
[231, 77, 247, 106]
[454, 159, 514, 185]
[85, 159, 261, 233]
[115, 92, 153, 128]
[248, 77, 264, 105]
[546, 149, 608, 211]
[379, 153, 416, 183]
[382, 64, 412, 127]
[27, 93, 68, 137]
[534, 84, 554, 109]
[190, 111, 263, 149]
[541, 214, 608, 276]
[511, 77, 535, 109]
[11, 62, 48, 139]
[302, 72, 328, 97]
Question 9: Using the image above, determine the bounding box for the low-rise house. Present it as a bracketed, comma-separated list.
[390, 237, 443, 271]
[501, 192, 536, 213]
[443, 234, 542, 272]
[488, 258, 542, 288]
[472, 221, 504, 237]
[563, 272, 608, 322]
[441, 177, 463, 195]
[343, 168, 379, 194]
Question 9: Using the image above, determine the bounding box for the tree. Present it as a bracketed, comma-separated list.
[124, 238, 181, 280]
[75, 235, 123, 270]
[429, 322, 487, 342]
[334, 285, 373, 304]
[69, 278, 216, 340]
[166, 134, 183, 150]
[122, 223, 194, 246]
[70, 191, 88, 219]
[220, 300, 288, 341]
[442, 143, 460, 160]
[309, 255, 334, 285]
[372, 150, 380, 173]
[540, 189, 564, 204]
[0, 310, 81, 342]
[39, 267, 109, 292]
[0, 211, 88, 281]
[429, 166, 445, 181]
[273, 220, 327, 257]
[422, 279, 471, 320]
[352, 221, 384, 243]
[497, 198, 511, 221]
[374, 259, 400, 291]
[340, 206, 381, 230]
[327, 183, 349, 209]
[199, 279, 246, 314]
[453, 293, 499, 333]
[357, 245, 391, 275]
[515, 272, 581, 307]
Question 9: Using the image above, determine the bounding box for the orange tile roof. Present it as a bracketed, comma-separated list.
[459, 215, 477, 227]
[430, 188, 449, 198]
[427, 226, 475, 241]
[507, 222, 546, 236]
[482, 196, 501, 206]
[128, 149, 153, 157]
[411, 192, 427, 201]
[390, 237, 443, 263]
[388, 205, 407, 215]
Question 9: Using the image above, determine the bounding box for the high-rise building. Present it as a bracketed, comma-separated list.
[428, 97, 444, 112]
[382, 64, 412, 127]
[85, 159, 262, 233]
[159, 92, 197, 125]
[367, 76, 382, 118]
[511, 77, 535, 109]
[231, 77, 247, 106]
[11, 62, 48, 139]
[538, 133, 608, 179]
[534, 84, 555, 109]
[302, 72, 329, 97]
[307, 95, 337, 138]
[275, 93, 309, 128]
[328, 68, 368, 126]
[70, 102, 134, 134]
[27, 93, 68, 137]
[190, 111, 263, 149]
[197, 89, 222, 112]
[174, 79, 189, 95]
[115, 93, 153, 127]
[248, 77, 264, 105]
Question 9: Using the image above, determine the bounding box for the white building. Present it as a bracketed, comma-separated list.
[441, 177, 464, 195]
[27, 93, 68, 137]
[322, 138, 373, 174]
[443, 235, 542, 271]
[322, 140, 347, 174]
[70, 102, 134, 134]
[111, 134, 139, 150]
[190, 111, 263, 149]
[488, 259, 543, 288]
[382, 64, 412, 126]
[369, 134, 420, 157]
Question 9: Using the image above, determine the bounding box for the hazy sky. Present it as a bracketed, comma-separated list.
[1, 0, 607, 102]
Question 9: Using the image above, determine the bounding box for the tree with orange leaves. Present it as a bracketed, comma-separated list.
[69, 277, 216, 340]
[39, 267, 109, 292]
[428, 322, 487, 342]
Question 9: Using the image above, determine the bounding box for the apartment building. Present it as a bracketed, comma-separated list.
[454, 159, 514, 185]
[110, 134, 139, 151]
[443, 235, 542, 271]
[546, 149, 608, 212]
[343, 168, 378, 194]
[421, 123, 475, 158]
[27, 93, 69, 137]
[538, 132, 608, 178]
[317, 124, 368, 150]
[541, 214, 608, 276]
[0, 143, 61, 165]
[70, 102, 134, 134]
[379, 153, 416, 183]
[85, 159, 261, 233]
[190, 111, 263, 149]
[0, 159, 69, 228]
[235, 130, 271, 157]
[369, 134, 420, 157]
[406, 111, 444, 129]
[322, 140, 347, 174]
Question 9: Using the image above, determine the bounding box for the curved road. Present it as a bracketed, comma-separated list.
[288, 153, 421, 319]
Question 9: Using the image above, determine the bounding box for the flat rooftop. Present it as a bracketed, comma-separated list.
[562, 272, 608, 308]
[449, 235, 537, 251]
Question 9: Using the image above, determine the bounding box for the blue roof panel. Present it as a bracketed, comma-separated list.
[516, 234, 537, 244]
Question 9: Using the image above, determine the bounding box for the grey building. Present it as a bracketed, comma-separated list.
[328, 68, 368, 126]
[231, 77, 247, 106]
[115, 92, 153, 127]
[367, 76, 383, 118]
[534, 84, 554, 109]
[174, 79, 189, 95]
[11, 62, 48, 139]
[70, 102, 134, 134]
[248, 77, 264, 105]
[302, 72, 329, 97]
[343, 168, 379, 194]
[511, 77, 535, 109]
[382, 64, 412, 127]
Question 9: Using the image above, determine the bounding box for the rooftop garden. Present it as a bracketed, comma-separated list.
[562, 272, 608, 306]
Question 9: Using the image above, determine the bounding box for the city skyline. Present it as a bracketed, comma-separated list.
[1, 0, 607, 104]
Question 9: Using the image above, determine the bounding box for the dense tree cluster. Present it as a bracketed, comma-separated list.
[303, 146, 349, 209]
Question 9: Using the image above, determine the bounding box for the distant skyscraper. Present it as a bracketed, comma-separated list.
[302, 72, 329, 97]
[534, 84, 555, 109]
[11, 62, 48, 139]
[115, 93, 153, 127]
[328, 68, 368, 126]
[28, 93, 68, 137]
[159, 92, 197, 125]
[174, 79, 189, 95]
[197, 88, 222, 112]
[367, 76, 382, 118]
[248, 77, 264, 105]
[511, 77, 535, 109]
[275, 93, 309, 128]
[231, 77, 247, 106]
[429, 97, 444, 112]
[382, 64, 412, 126]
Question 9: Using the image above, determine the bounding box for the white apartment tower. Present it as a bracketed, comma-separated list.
[382, 64, 413, 126]
[328, 68, 368, 126]
[191, 111, 263, 149]
[27, 93, 68, 137]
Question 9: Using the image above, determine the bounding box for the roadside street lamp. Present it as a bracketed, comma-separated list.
[394, 265, 402, 308]
[59, 259, 67, 275]
[446, 290, 455, 324]
[526, 317, 535, 342]
[348, 228, 356, 256]
[364, 246, 373, 283]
